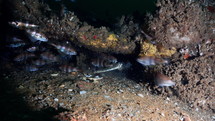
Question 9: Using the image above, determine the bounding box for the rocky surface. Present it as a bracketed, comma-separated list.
[0, 0, 214, 120]
[0, 70, 214, 121]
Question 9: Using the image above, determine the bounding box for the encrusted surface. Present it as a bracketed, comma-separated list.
[148, 0, 209, 48]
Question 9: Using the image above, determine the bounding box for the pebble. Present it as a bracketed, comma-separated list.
[51, 73, 59, 76]
[80, 90, 87, 95]
[59, 84, 65, 88]
[54, 98, 59, 102]
[18, 85, 24, 89]
[59, 103, 64, 106]
[104, 95, 113, 101]
[160, 113, 165, 116]
[137, 93, 144, 98]
[68, 89, 73, 91]
[116, 89, 124, 93]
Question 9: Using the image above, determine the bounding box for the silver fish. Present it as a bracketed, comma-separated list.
[7, 42, 26, 48]
[11, 37, 23, 42]
[137, 56, 168, 66]
[51, 43, 77, 56]
[32, 59, 46, 66]
[9, 21, 38, 29]
[154, 73, 175, 87]
[26, 30, 48, 42]
[26, 46, 37, 52]
[25, 65, 39, 72]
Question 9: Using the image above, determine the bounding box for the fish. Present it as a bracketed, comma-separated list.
[32, 59, 46, 66]
[137, 56, 168, 66]
[25, 65, 39, 72]
[11, 37, 24, 42]
[137, 56, 156, 66]
[91, 58, 115, 68]
[9, 21, 38, 29]
[59, 65, 80, 73]
[26, 46, 37, 52]
[26, 30, 48, 42]
[154, 73, 175, 87]
[40, 52, 59, 62]
[91, 54, 118, 68]
[14, 53, 36, 62]
[7, 41, 26, 48]
[101, 53, 117, 63]
[51, 43, 77, 56]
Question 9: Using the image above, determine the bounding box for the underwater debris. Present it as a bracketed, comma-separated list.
[154, 73, 175, 87]
[82, 75, 103, 83]
[94, 63, 123, 73]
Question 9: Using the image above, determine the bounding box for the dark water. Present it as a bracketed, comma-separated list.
[44, 0, 157, 26]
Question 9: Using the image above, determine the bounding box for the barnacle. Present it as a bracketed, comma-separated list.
[139, 41, 176, 57]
